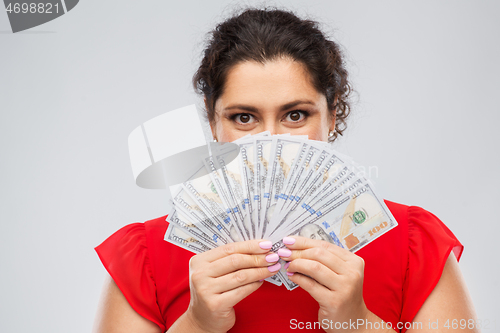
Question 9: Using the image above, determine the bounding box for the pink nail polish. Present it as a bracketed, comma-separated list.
[265, 253, 279, 262]
[268, 262, 281, 272]
[259, 279, 264, 282]
[287, 272, 294, 276]
[284, 262, 290, 270]
[259, 241, 272, 249]
[283, 237, 295, 245]
[278, 248, 292, 257]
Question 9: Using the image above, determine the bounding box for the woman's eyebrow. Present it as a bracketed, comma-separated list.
[280, 100, 315, 110]
[224, 100, 316, 112]
[223, 104, 259, 112]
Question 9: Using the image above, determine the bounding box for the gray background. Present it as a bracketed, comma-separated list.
[1, 0, 499, 332]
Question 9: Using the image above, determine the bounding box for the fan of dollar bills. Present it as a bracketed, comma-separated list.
[164, 132, 398, 290]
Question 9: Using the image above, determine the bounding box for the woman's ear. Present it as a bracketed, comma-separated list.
[330, 112, 336, 133]
[210, 125, 217, 142]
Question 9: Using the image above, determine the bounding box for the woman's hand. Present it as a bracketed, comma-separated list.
[182, 239, 281, 333]
[278, 236, 385, 333]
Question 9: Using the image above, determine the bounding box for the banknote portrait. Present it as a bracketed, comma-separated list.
[298, 223, 335, 244]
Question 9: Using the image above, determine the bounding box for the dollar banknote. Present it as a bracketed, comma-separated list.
[164, 224, 212, 254]
[164, 133, 398, 289]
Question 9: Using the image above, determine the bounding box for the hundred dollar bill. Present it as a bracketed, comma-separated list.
[270, 143, 329, 233]
[166, 207, 220, 248]
[267, 150, 346, 238]
[164, 224, 212, 254]
[273, 182, 398, 290]
[238, 140, 257, 239]
[171, 184, 230, 244]
[270, 140, 310, 229]
[264, 273, 283, 286]
[181, 164, 240, 242]
[254, 137, 274, 238]
[211, 144, 251, 240]
[278, 177, 367, 238]
[323, 183, 398, 252]
[165, 211, 282, 284]
[259, 136, 280, 238]
[269, 178, 366, 289]
[238, 131, 272, 238]
[161, 133, 398, 290]
[278, 144, 324, 216]
[203, 154, 248, 241]
[283, 143, 338, 210]
[262, 136, 308, 238]
[277, 169, 359, 235]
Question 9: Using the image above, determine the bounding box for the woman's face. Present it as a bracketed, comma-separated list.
[210, 58, 334, 143]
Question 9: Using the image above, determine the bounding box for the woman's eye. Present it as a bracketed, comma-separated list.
[286, 111, 306, 122]
[234, 113, 254, 124]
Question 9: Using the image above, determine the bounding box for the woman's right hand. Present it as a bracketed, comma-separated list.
[181, 239, 281, 333]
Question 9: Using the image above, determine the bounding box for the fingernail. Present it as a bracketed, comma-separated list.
[278, 248, 292, 257]
[287, 272, 294, 276]
[265, 253, 279, 262]
[284, 262, 290, 270]
[259, 241, 272, 249]
[259, 279, 264, 282]
[268, 262, 281, 272]
[283, 237, 295, 245]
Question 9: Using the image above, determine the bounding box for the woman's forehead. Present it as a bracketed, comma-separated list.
[217, 59, 325, 111]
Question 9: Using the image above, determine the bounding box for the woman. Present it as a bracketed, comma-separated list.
[93, 7, 478, 333]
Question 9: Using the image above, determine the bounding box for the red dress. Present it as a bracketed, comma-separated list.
[95, 200, 463, 332]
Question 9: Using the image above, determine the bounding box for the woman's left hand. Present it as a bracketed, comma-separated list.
[278, 236, 376, 333]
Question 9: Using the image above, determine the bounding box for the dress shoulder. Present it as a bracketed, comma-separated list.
[399, 204, 464, 327]
[95, 220, 167, 332]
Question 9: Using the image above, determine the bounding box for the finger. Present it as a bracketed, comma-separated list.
[282, 236, 351, 261]
[208, 252, 280, 277]
[211, 264, 281, 294]
[218, 280, 264, 308]
[286, 271, 332, 305]
[287, 258, 340, 291]
[200, 239, 273, 262]
[278, 246, 347, 274]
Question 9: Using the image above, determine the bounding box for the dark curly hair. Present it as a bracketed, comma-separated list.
[192, 7, 352, 142]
